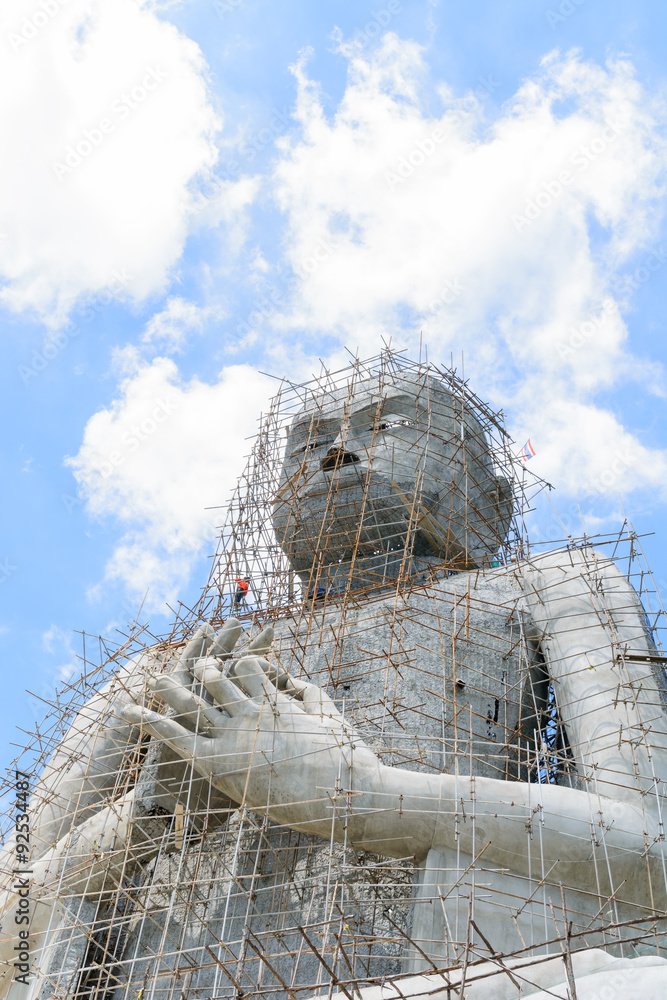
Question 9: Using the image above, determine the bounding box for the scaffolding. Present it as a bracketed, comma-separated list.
[1, 350, 666, 1000]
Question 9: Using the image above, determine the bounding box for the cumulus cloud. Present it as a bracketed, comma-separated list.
[0, 0, 249, 326]
[269, 37, 667, 503]
[62, 36, 667, 609]
[143, 296, 210, 351]
[65, 355, 273, 610]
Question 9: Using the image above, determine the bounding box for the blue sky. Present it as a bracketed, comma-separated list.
[2, 0, 667, 778]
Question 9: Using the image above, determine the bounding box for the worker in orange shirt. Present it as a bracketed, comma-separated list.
[233, 577, 250, 607]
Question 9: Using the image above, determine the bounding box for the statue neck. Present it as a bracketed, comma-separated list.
[297, 551, 447, 598]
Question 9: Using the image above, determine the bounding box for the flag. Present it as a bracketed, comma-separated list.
[520, 439, 536, 461]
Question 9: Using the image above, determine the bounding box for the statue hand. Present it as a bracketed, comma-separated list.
[166, 616, 273, 687]
[151, 614, 357, 748]
[123, 651, 379, 823]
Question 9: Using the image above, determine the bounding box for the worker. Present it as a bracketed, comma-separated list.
[233, 577, 250, 607]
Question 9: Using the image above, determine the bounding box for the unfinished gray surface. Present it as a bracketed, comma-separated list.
[1, 353, 666, 1000]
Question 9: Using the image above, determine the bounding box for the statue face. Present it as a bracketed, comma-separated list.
[272, 373, 512, 576]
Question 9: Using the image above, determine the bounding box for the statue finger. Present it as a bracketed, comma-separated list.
[230, 653, 272, 677]
[232, 657, 273, 699]
[299, 682, 344, 721]
[147, 676, 226, 731]
[178, 623, 216, 667]
[236, 638, 290, 687]
[273, 671, 302, 696]
[121, 706, 205, 758]
[232, 658, 295, 709]
[242, 626, 274, 658]
[194, 662, 251, 716]
[281, 674, 308, 698]
[172, 623, 216, 684]
[209, 618, 244, 659]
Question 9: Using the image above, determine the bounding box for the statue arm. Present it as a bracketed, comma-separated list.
[123, 652, 655, 893]
[516, 548, 667, 801]
[0, 621, 251, 993]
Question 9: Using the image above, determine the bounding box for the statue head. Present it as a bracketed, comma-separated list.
[272, 368, 513, 590]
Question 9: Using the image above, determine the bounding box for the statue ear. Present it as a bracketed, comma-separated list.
[491, 476, 513, 546]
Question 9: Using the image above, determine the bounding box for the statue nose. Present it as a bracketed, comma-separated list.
[321, 446, 360, 472]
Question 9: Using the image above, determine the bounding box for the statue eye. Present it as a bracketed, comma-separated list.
[294, 432, 336, 455]
[376, 418, 417, 431]
[299, 439, 325, 454]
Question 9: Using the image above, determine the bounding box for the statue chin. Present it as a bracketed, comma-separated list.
[273, 468, 513, 582]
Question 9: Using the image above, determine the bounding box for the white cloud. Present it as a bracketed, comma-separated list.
[268, 38, 667, 502]
[41, 625, 77, 682]
[0, 0, 252, 326]
[522, 397, 667, 498]
[65, 355, 273, 610]
[143, 296, 210, 351]
[57, 37, 667, 611]
[192, 174, 260, 233]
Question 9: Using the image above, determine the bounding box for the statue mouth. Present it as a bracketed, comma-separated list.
[273, 470, 443, 571]
[300, 463, 368, 500]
